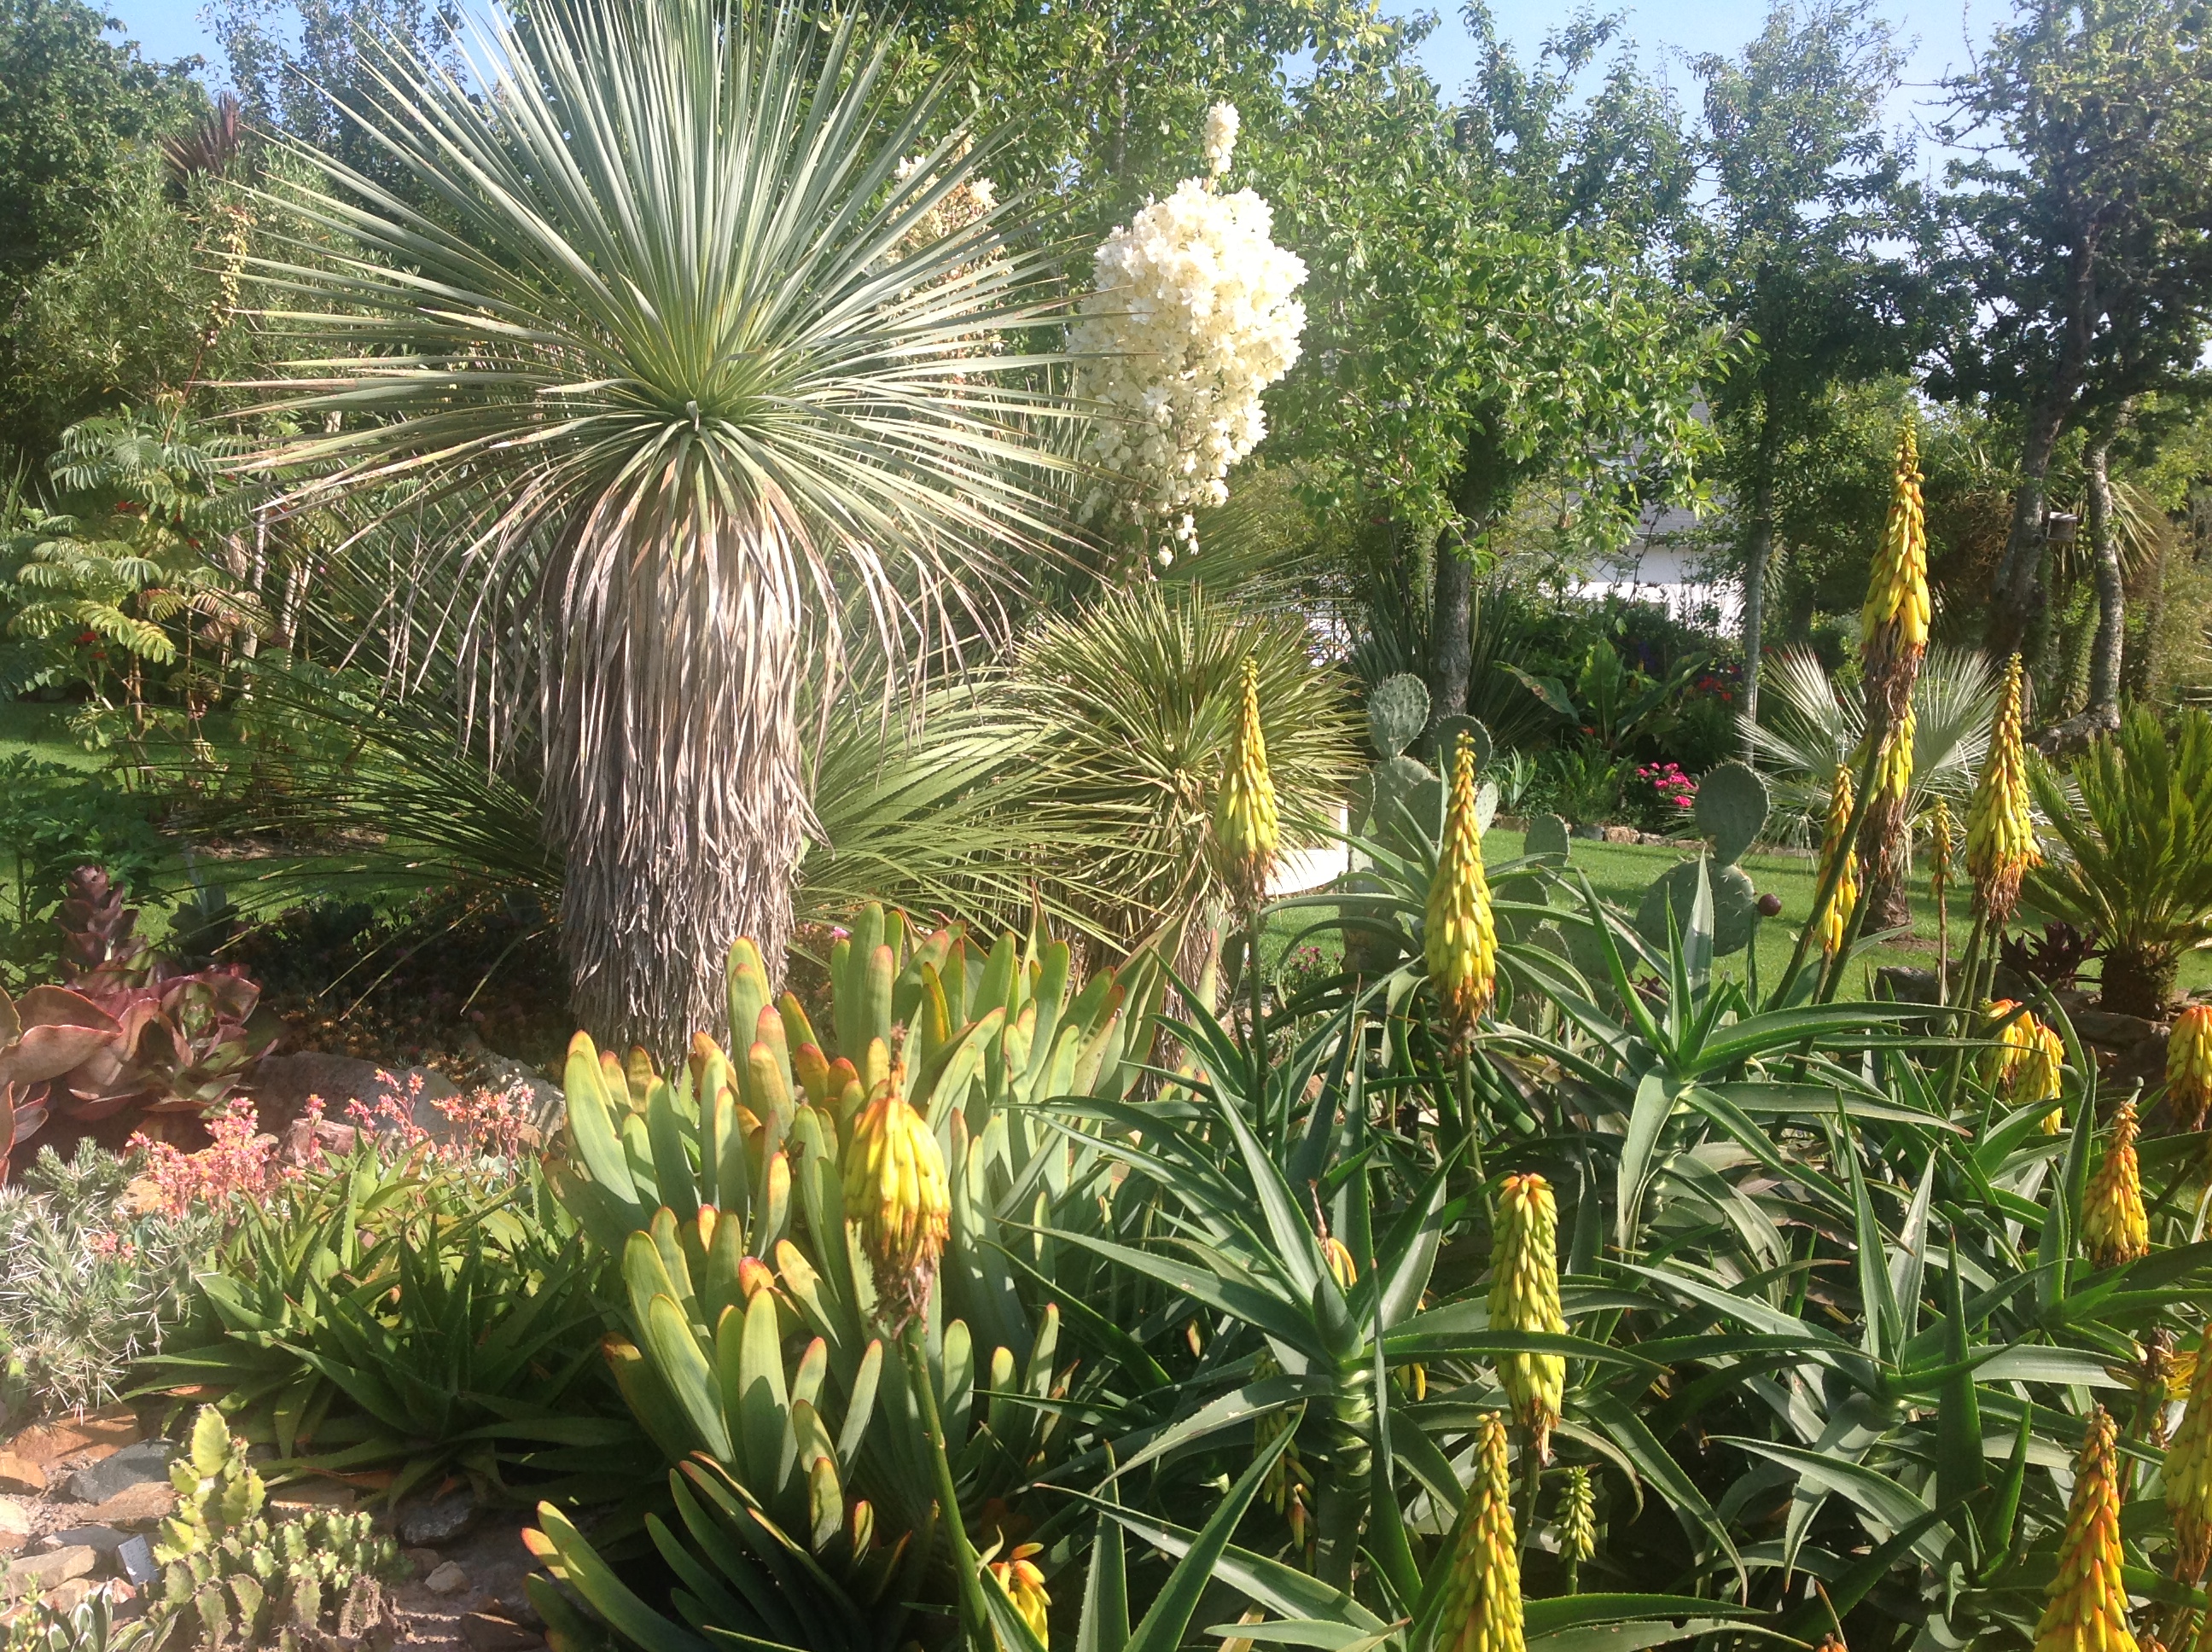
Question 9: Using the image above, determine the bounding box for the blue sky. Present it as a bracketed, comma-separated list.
[103, 0, 2000, 160]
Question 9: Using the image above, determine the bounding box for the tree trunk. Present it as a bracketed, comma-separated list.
[2101, 943, 2177, 1019]
[2033, 435, 2125, 757]
[1739, 470, 1774, 745]
[550, 497, 806, 1060]
[1988, 397, 2067, 660]
[1429, 427, 1511, 730]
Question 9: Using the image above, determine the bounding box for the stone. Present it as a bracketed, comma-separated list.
[85, 1483, 175, 1527]
[268, 1479, 356, 1513]
[6, 1545, 97, 1593]
[398, 1489, 477, 1545]
[0, 1498, 28, 1549]
[1601, 824, 1641, 844]
[2074, 1009, 2167, 1048]
[426, 1562, 469, 1597]
[6, 1406, 141, 1468]
[463, 1612, 543, 1652]
[43, 1579, 96, 1614]
[499, 1588, 545, 1630]
[116, 1536, 157, 1589]
[0, 1457, 43, 1496]
[38, 1527, 130, 1557]
[66, 1440, 173, 1505]
[405, 1548, 443, 1579]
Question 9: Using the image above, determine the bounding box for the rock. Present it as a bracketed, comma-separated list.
[85, 1483, 174, 1527]
[253, 1053, 462, 1137]
[0, 1498, 28, 1547]
[43, 1578, 96, 1614]
[115, 1536, 157, 1589]
[0, 1456, 44, 1496]
[5, 1545, 97, 1593]
[268, 1479, 356, 1513]
[2074, 1009, 2167, 1049]
[398, 1490, 477, 1545]
[426, 1562, 469, 1597]
[38, 1527, 130, 1557]
[456, 1036, 567, 1138]
[66, 1440, 173, 1505]
[1876, 966, 1941, 1005]
[6, 1406, 141, 1468]
[463, 1612, 543, 1651]
[405, 1548, 443, 1579]
[499, 1588, 545, 1630]
[1601, 824, 1641, 844]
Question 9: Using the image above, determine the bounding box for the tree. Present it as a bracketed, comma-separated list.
[1265, 9, 1722, 722]
[1935, 0, 2212, 660]
[1685, 0, 1924, 730]
[250, 0, 1071, 1053]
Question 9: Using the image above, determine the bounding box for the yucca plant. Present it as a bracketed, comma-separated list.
[247, 0, 1072, 1051]
[2026, 706, 2212, 1016]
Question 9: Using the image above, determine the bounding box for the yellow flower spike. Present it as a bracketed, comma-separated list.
[2082, 1100, 2150, 1271]
[1966, 654, 2040, 928]
[986, 1543, 1050, 1650]
[2032, 1407, 2139, 1652]
[1929, 796, 1955, 896]
[1436, 1414, 1524, 1652]
[1214, 654, 1281, 905]
[1860, 416, 1930, 696]
[841, 1061, 949, 1328]
[1560, 1466, 1597, 1565]
[1490, 1172, 1565, 1465]
[2174, 1323, 2212, 1583]
[1813, 765, 1860, 958]
[1319, 1235, 1357, 1290]
[1425, 730, 1497, 1045]
[2168, 1005, 2212, 1132]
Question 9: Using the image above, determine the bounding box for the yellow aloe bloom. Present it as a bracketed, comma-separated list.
[2031, 1407, 2139, 1652]
[841, 1067, 950, 1325]
[1966, 654, 2040, 927]
[2174, 1323, 2212, 1583]
[1929, 795, 1955, 895]
[1214, 654, 1281, 904]
[2168, 1004, 2212, 1132]
[1559, 1466, 1597, 1565]
[1436, 1414, 1524, 1652]
[986, 1543, 1050, 1649]
[1320, 1235, 1357, 1290]
[2083, 1100, 2150, 1271]
[1860, 418, 1930, 684]
[1490, 1172, 1565, 1464]
[1426, 730, 1497, 1042]
[1813, 765, 1860, 957]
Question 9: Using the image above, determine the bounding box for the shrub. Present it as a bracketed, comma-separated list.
[2028, 704, 2212, 1015]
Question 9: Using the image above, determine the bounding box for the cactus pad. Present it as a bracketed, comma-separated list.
[1427, 715, 1493, 776]
[1366, 674, 1431, 757]
[1524, 814, 1572, 864]
[1693, 761, 1769, 865]
[1637, 856, 1760, 956]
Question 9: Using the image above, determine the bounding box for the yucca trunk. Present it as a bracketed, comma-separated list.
[549, 483, 807, 1056]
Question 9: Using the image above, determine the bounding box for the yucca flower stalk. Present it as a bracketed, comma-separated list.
[1435, 1414, 1524, 1652]
[1490, 1172, 1565, 1465]
[2083, 1100, 2150, 1271]
[1215, 654, 1281, 906]
[2168, 1323, 2212, 1584]
[1559, 1466, 1596, 1595]
[985, 1543, 1049, 1649]
[2169, 1005, 2212, 1132]
[1966, 654, 2040, 934]
[1426, 730, 1497, 1047]
[238, 0, 1069, 1052]
[2031, 1407, 2139, 1652]
[1813, 765, 1860, 958]
[1854, 419, 1930, 928]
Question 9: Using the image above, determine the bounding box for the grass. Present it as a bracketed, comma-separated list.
[1264, 827, 2212, 1001]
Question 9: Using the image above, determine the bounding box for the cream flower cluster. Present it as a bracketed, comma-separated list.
[1203, 102, 1240, 176]
[1072, 108, 1305, 562]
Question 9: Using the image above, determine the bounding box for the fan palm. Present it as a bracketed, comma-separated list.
[1742, 643, 2002, 850]
[245, 0, 1067, 1050]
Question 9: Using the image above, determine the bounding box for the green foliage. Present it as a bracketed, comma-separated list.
[146, 1145, 643, 1506]
[0, 1141, 216, 1415]
[2027, 706, 2212, 1015]
[2, 1584, 151, 1652]
[150, 1405, 405, 1652]
[1634, 761, 1770, 956]
[0, 755, 161, 987]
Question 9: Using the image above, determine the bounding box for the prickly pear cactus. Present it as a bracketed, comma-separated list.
[1366, 674, 1430, 758]
[1635, 761, 1772, 956]
[1427, 714, 1492, 777]
[1524, 814, 1572, 864]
